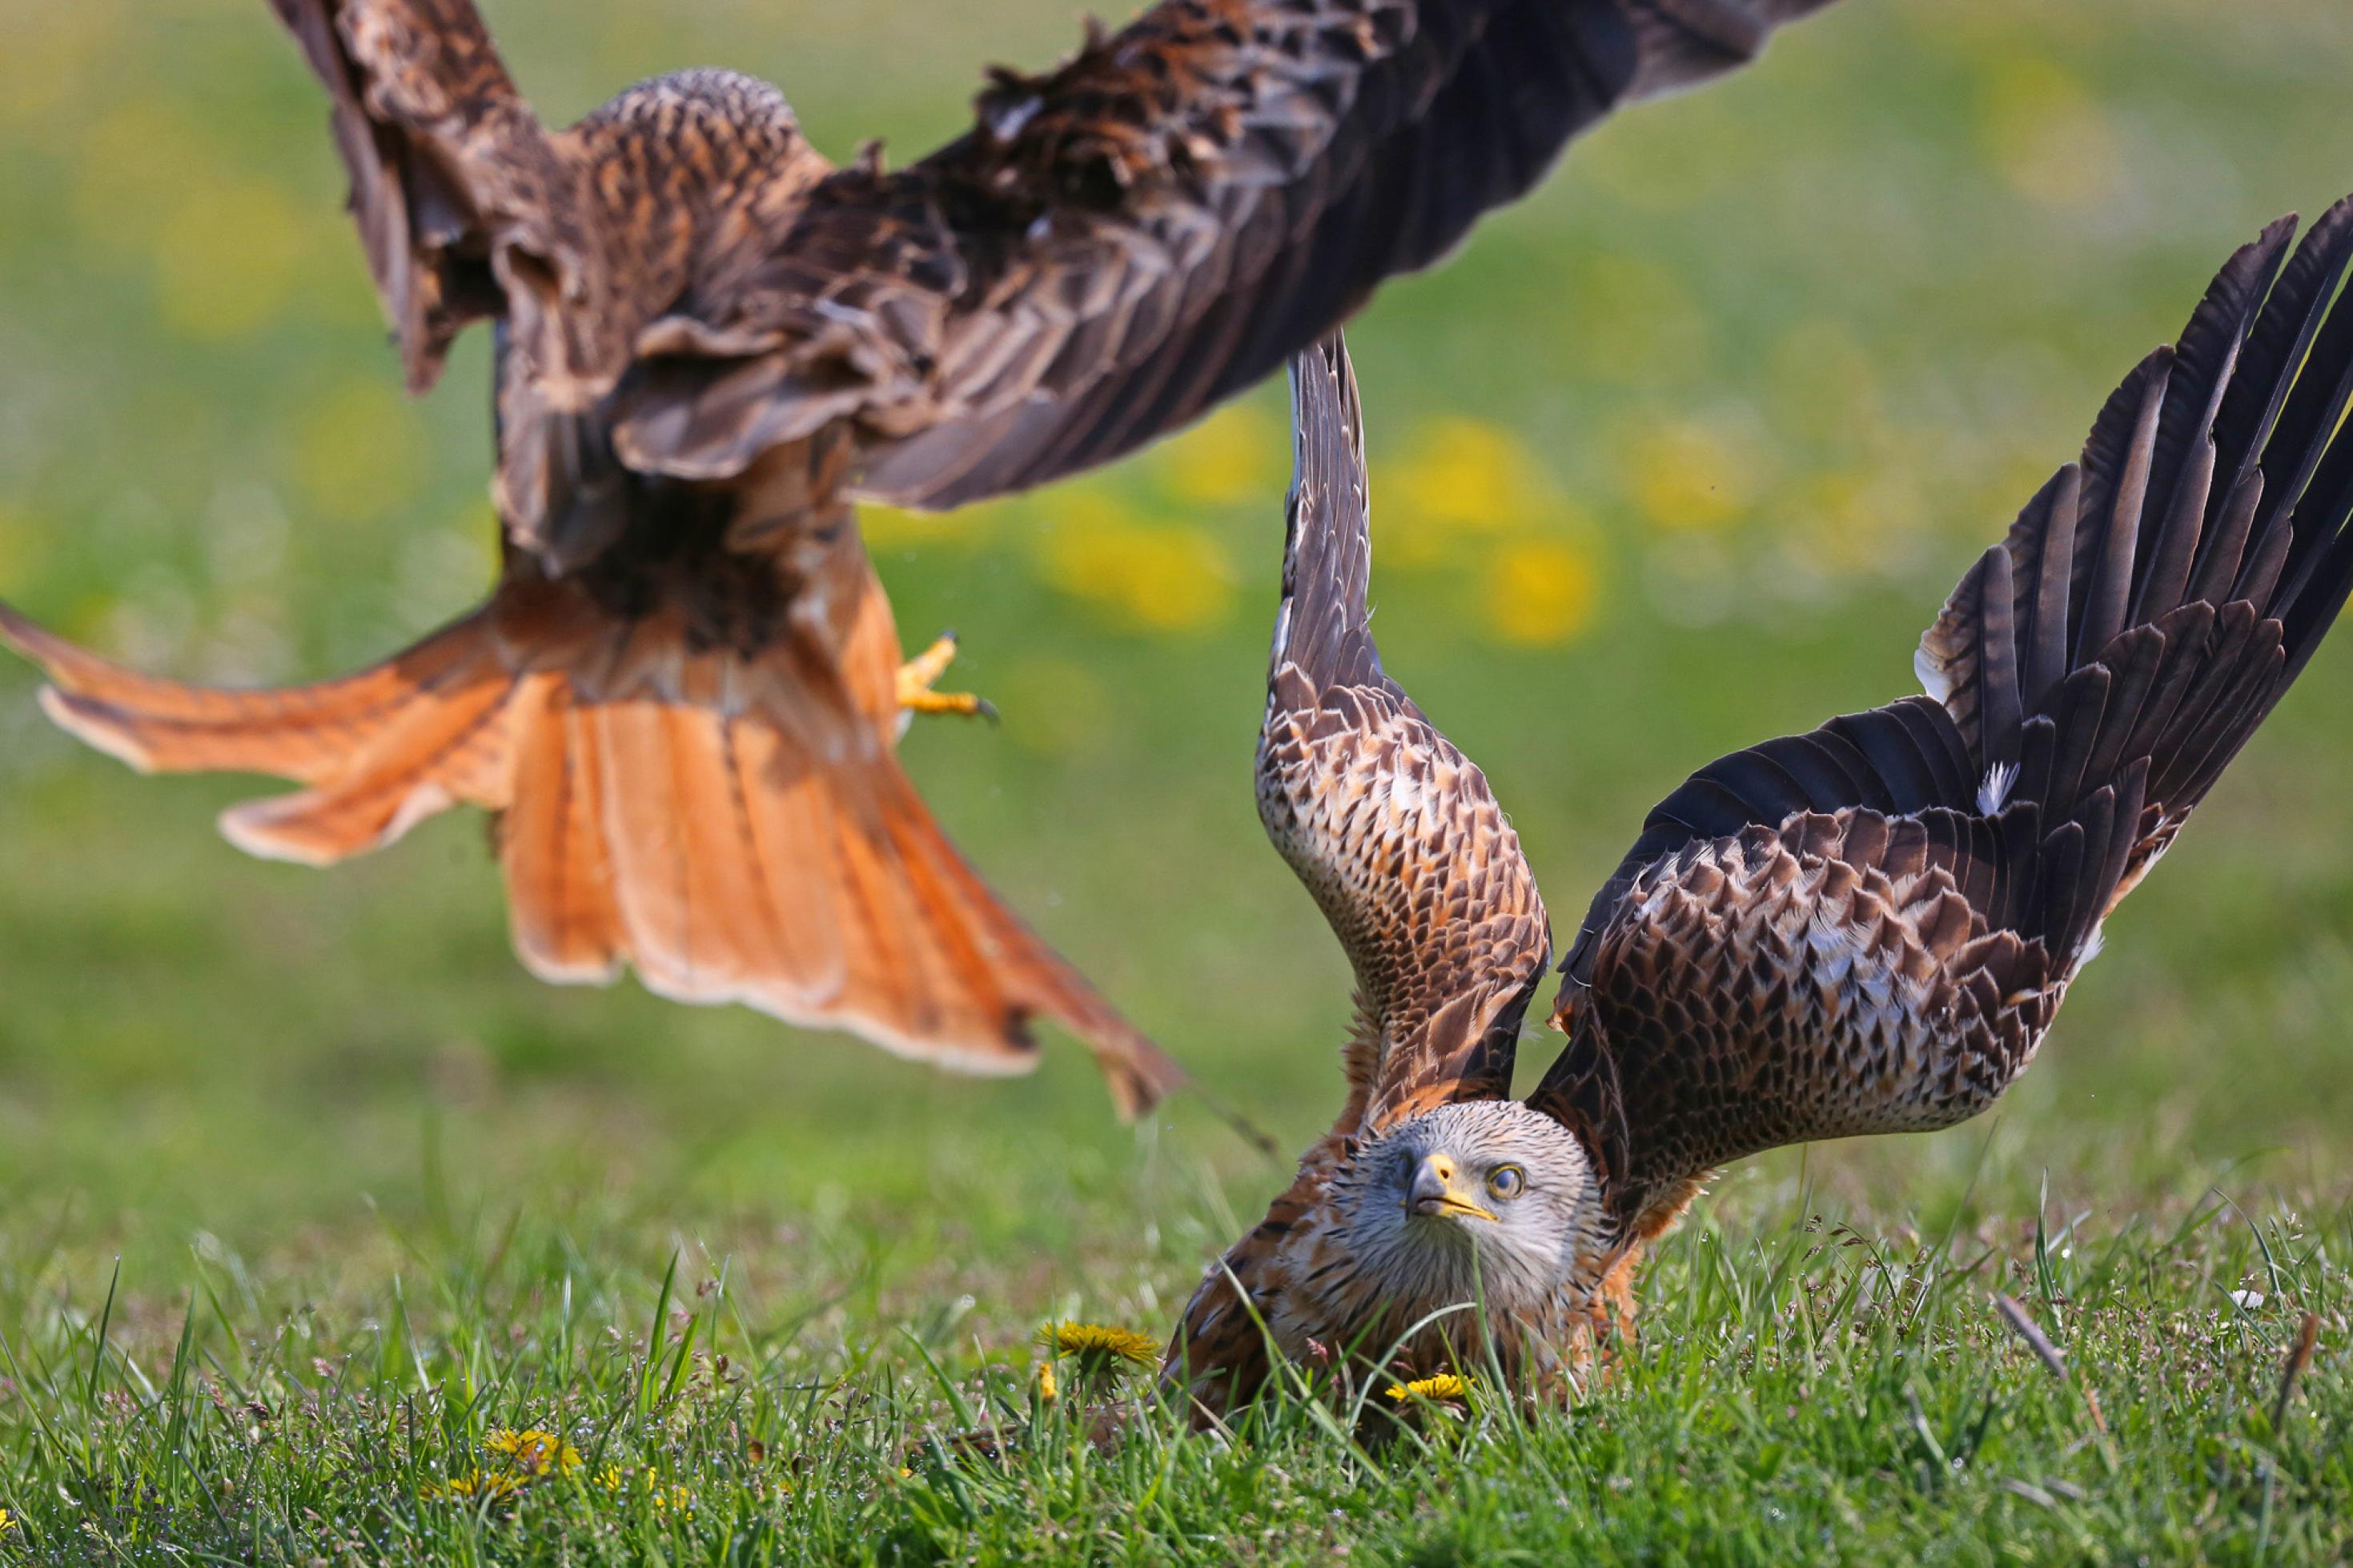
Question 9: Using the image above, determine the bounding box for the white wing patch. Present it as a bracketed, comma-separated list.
[1913, 644, 1955, 704]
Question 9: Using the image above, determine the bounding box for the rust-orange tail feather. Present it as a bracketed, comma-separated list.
[0, 592, 1179, 1117]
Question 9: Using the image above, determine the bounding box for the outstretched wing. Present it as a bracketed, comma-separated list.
[270, 0, 603, 395]
[1261, 337, 1550, 1137]
[1529, 200, 2353, 1231]
[607, 0, 1844, 507]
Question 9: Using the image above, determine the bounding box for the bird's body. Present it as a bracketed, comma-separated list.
[1171, 203, 2353, 1422]
[0, 0, 1837, 1102]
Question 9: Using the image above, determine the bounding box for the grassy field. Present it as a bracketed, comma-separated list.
[0, 1172, 2345, 1562]
[3, 0, 2353, 1560]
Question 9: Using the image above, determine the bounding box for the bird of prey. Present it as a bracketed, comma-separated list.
[0, 0, 1839, 1111]
[1168, 203, 2353, 1418]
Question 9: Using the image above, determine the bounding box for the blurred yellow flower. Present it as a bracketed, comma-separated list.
[420, 1429, 581, 1502]
[1036, 1359, 1059, 1403]
[72, 102, 217, 255]
[1622, 418, 1756, 531]
[1479, 539, 1600, 648]
[484, 1429, 581, 1476]
[0, 2, 123, 138]
[154, 175, 307, 342]
[1161, 404, 1279, 506]
[0, 1506, 15, 1532]
[1039, 494, 1232, 632]
[1978, 56, 2118, 210]
[290, 378, 425, 525]
[1384, 1373, 1471, 1402]
[596, 1464, 626, 1493]
[1383, 418, 1547, 543]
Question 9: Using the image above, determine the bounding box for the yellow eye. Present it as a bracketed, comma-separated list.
[1487, 1165, 1525, 1200]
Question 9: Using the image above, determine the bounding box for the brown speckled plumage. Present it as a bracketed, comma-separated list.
[1255, 347, 1553, 1135]
[1173, 202, 2353, 1420]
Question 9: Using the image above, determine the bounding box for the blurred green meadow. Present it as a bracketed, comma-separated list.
[3, 0, 2353, 1558]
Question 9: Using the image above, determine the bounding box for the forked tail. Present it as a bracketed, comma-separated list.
[0, 590, 1180, 1116]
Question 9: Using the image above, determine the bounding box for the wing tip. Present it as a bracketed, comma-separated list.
[36, 687, 163, 774]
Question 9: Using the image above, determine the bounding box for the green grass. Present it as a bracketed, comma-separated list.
[6, 0, 2353, 1560]
[0, 1161, 2346, 1563]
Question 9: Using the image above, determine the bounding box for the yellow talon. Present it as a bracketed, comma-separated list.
[902, 687, 994, 719]
[896, 631, 998, 722]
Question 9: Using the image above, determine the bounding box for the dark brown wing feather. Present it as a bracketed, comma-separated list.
[1263, 338, 1550, 1136]
[1531, 199, 2353, 1229]
[605, 0, 1844, 507]
[270, 0, 592, 395]
[275, 0, 1834, 548]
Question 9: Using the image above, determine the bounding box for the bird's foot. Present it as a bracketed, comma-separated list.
[896, 631, 998, 722]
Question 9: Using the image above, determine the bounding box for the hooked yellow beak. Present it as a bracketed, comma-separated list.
[1407, 1153, 1497, 1223]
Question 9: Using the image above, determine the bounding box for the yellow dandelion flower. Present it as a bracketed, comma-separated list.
[0, 1506, 15, 1532]
[1478, 538, 1600, 648]
[1392, 419, 1528, 529]
[1034, 1321, 1157, 1398]
[484, 1429, 582, 1477]
[1381, 419, 1551, 565]
[1384, 1374, 1472, 1402]
[422, 1469, 522, 1502]
[596, 1464, 627, 1493]
[1037, 1322, 1160, 1367]
[1038, 496, 1234, 632]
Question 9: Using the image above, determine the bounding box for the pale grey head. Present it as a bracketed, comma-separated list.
[1331, 1101, 1604, 1317]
